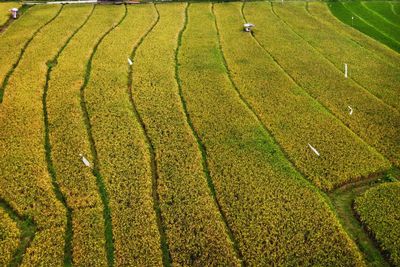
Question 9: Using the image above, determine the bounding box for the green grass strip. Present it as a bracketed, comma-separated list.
[126, 5, 171, 267]
[79, 5, 127, 267]
[85, 4, 165, 266]
[329, 1, 400, 52]
[42, 5, 94, 266]
[175, 3, 243, 265]
[130, 3, 240, 265]
[363, 2, 400, 27]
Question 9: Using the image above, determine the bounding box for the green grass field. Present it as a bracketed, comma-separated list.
[0, 1, 399, 266]
[329, 1, 400, 53]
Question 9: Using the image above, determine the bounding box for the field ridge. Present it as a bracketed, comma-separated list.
[42, 5, 95, 266]
[176, 3, 243, 265]
[247, 2, 390, 161]
[273, 2, 399, 113]
[0, 5, 62, 102]
[126, 4, 171, 267]
[78, 5, 127, 266]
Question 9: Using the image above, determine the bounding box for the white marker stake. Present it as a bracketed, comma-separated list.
[308, 144, 320, 156]
[344, 63, 348, 78]
[348, 106, 353, 115]
[79, 154, 91, 168]
[128, 58, 133, 66]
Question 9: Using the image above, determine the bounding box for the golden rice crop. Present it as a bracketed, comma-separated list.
[0, 5, 59, 100]
[214, 2, 388, 192]
[354, 182, 400, 266]
[0, 2, 20, 26]
[83, 4, 164, 266]
[274, 2, 400, 112]
[46, 5, 114, 266]
[244, 2, 399, 167]
[0, 4, 93, 265]
[0, 208, 20, 265]
[129, 3, 240, 265]
[178, 3, 364, 265]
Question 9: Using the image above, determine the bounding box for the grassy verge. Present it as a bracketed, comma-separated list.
[328, 1, 400, 52]
[329, 168, 399, 266]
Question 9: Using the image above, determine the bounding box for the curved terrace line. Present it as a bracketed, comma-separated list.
[0, 5, 63, 103]
[0, 198, 36, 267]
[341, 2, 400, 46]
[306, 3, 400, 72]
[243, 2, 389, 176]
[211, 3, 350, 246]
[79, 5, 128, 267]
[42, 5, 95, 266]
[361, 2, 400, 29]
[391, 3, 400, 17]
[272, 2, 400, 115]
[126, 4, 171, 267]
[175, 3, 244, 266]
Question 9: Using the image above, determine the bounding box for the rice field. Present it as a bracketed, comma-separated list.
[0, 1, 399, 266]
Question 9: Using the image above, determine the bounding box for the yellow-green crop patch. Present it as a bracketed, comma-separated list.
[355, 182, 400, 266]
[46, 5, 118, 266]
[0, 208, 20, 265]
[0, 2, 20, 26]
[83, 4, 165, 265]
[0, 5, 60, 101]
[130, 3, 239, 265]
[214, 2, 388, 191]
[276, 2, 400, 112]
[0, 4, 93, 265]
[244, 2, 400, 168]
[0, 1, 398, 266]
[179, 3, 364, 265]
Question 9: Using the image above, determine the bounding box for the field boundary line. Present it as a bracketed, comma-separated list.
[79, 5, 128, 267]
[361, 2, 400, 29]
[315, 2, 400, 70]
[0, 198, 36, 267]
[271, 2, 400, 114]
[340, 2, 400, 46]
[175, 3, 244, 266]
[391, 2, 400, 16]
[42, 5, 95, 266]
[211, 4, 356, 245]
[126, 4, 172, 267]
[244, 2, 390, 172]
[0, 5, 63, 103]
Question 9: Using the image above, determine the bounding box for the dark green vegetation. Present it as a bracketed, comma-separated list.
[329, 1, 400, 52]
[0, 1, 399, 266]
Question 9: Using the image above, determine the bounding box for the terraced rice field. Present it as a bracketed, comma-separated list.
[0, 1, 399, 266]
[329, 1, 400, 52]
